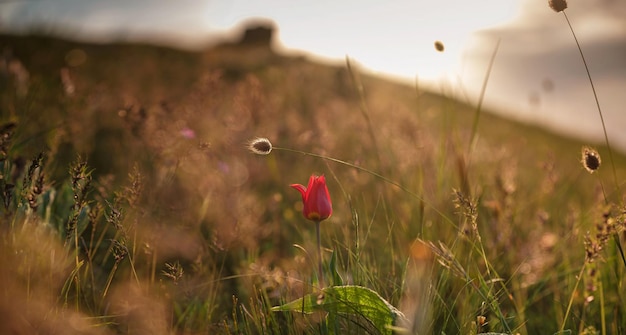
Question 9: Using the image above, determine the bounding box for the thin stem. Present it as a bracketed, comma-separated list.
[560, 264, 586, 332]
[468, 38, 500, 157]
[614, 234, 626, 268]
[563, 10, 626, 270]
[562, 11, 618, 190]
[315, 220, 325, 288]
[599, 279, 606, 335]
[346, 57, 382, 171]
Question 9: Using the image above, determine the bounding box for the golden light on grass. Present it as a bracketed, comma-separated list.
[248, 137, 273, 155]
[5, 29, 626, 334]
[581, 146, 601, 174]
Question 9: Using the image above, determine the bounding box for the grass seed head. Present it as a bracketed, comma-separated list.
[581, 146, 601, 173]
[549, 0, 567, 12]
[0, 122, 16, 162]
[248, 137, 273, 155]
[434, 40, 445, 52]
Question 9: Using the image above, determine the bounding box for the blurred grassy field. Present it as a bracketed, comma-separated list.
[0, 32, 625, 334]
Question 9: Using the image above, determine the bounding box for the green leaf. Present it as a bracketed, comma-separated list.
[272, 285, 406, 335]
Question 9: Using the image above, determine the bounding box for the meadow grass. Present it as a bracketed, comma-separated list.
[0, 3, 625, 333]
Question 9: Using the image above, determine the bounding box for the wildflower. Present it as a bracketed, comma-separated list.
[291, 174, 333, 288]
[548, 0, 567, 12]
[291, 175, 332, 222]
[180, 127, 196, 139]
[248, 137, 272, 155]
[581, 146, 601, 174]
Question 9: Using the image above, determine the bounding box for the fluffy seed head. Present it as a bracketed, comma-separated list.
[434, 41, 445, 52]
[549, 0, 567, 12]
[248, 137, 272, 155]
[581, 146, 601, 173]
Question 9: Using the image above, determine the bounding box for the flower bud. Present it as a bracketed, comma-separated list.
[291, 175, 332, 222]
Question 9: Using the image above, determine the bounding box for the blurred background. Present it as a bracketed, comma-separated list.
[2, 2, 625, 333]
[1, 0, 625, 151]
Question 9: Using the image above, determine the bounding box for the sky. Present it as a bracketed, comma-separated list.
[1, 0, 625, 151]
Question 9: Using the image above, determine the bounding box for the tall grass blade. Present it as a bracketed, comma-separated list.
[468, 38, 500, 156]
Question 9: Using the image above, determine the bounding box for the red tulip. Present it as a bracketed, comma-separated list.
[290, 175, 332, 222]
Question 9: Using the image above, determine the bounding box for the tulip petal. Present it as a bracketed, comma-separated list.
[290, 184, 307, 201]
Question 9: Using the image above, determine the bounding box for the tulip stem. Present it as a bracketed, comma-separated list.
[315, 220, 325, 288]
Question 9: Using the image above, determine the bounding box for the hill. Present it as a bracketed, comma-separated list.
[1, 31, 625, 334]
